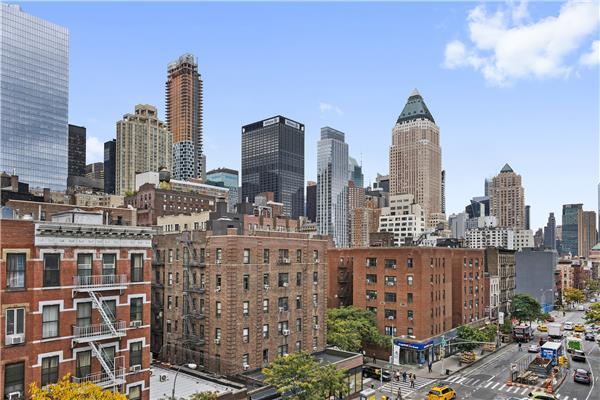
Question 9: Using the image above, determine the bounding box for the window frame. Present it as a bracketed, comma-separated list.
[6, 253, 26, 289]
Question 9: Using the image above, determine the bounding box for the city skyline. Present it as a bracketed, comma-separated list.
[21, 1, 599, 228]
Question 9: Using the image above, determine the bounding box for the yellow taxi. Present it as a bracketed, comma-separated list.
[427, 385, 457, 400]
[574, 324, 585, 333]
[538, 324, 548, 332]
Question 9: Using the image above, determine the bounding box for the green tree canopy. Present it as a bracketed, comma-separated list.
[584, 279, 600, 296]
[511, 294, 542, 324]
[326, 306, 390, 352]
[262, 352, 348, 400]
[585, 302, 600, 324]
[563, 288, 585, 308]
[455, 325, 488, 352]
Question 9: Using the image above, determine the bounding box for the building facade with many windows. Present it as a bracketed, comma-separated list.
[0, 210, 152, 400]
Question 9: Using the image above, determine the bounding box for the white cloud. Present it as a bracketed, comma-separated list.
[580, 40, 600, 66]
[87, 136, 104, 164]
[444, 1, 600, 86]
[319, 101, 343, 116]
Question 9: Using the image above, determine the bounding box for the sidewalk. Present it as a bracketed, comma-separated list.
[368, 342, 512, 381]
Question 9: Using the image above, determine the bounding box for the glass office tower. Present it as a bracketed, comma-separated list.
[241, 116, 305, 218]
[0, 4, 69, 191]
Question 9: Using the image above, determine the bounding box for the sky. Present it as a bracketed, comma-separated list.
[21, 0, 600, 230]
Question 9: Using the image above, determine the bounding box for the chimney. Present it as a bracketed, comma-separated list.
[10, 175, 18, 191]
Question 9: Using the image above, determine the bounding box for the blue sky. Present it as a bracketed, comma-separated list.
[22, 1, 599, 229]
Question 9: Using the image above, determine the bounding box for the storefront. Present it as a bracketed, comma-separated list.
[392, 330, 459, 366]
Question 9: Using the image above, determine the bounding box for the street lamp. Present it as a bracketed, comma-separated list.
[171, 363, 197, 400]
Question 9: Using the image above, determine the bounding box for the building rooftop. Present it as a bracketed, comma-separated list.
[500, 163, 514, 173]
[396, 89, 435, 124]
[149, 365, 242, 399]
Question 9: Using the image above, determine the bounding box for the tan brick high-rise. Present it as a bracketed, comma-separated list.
[489, 164, 525, 229]
[389, 89, 442, 225]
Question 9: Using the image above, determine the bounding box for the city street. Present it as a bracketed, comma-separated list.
[391, 308, 599, 399]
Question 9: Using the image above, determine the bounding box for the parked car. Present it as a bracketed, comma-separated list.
[544, 315, 555, 322]
[362, 364, 391, 381]
[572, 350, 587, 362]
[427, 386, 456, 400]
[537, 324, 548, 332]
[573, 368, 592, 384]
[577, 305, 585, 311]
[527, 391, 557, 399]
[585, 332, 595, 341]
[564, 322, 574, 330]
[528, 344, 540, 353]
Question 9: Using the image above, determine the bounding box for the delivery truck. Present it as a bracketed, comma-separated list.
[547, 323, 563, 339]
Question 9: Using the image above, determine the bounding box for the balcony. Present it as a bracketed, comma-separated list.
[72, 368, 125, 388]
[73, 275, 128, 291]
[72, 321, 127, 343]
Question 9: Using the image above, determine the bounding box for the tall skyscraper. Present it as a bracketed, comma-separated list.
[578, 210, 597, 258]
[562, 203, 582, 256]
[389, 89, 442, 224]
[116, 105, 172, 195]
[484, 178, 491, 197]
[525, 205, 531, 230]
[317, 127, 349, 247]
[103, 139, 116, 194]
[68, 124, 86, 179]
[0, 4, 69, 191]
[441, 170, 446, 214]
[348, 156, 364, 188]
[543, 212, 557, 250]
[306, 181, 317, 222]
[241, 116, 305, 218]
[166, 54, 205, 181]
[489, 164, 525, 229]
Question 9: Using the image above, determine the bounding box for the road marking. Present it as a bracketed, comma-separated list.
[471, 379, 480, 386]
[491, 382, 500, 389]
[563, 396, 569, 400]
[498, 384, 506, 391]
[484, 381, 492, 388]
[456, 377, 467, 384]
[521, 387, 529, 395]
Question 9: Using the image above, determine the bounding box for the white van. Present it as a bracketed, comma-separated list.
[564, 321, 574, 330]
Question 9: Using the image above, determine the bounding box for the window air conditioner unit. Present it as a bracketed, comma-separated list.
[314, 259, 320, 263]
[215, 286, 221, 292]
[9, 335, 24, 345]
[214, 338, 221, 344]
[129, 364, 142, 372]
[159, 374, 168, 382]
[278, 307, 285, 312]
[283, 282, 289, 287]
[243, 363, 250, 371]
[388, 316, 394, 320]
[312, 346, 318, 351]
[8, 392, 22, 400]
[264, 284, 270, 290]
[282, 329, 290, 336]
[313, 281, 318, 285]
[130, 320, 142, 328]
[313, 324, 319, 330]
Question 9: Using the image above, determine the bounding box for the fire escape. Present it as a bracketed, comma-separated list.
[72, 274, 128, 390]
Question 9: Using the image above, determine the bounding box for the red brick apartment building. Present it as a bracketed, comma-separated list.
[328, 247, 486, 365]
[0, 210, 152, 400]
[152, 228, 329, 375]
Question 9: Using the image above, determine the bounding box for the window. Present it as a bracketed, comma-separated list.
[131, 254, 143, 282]
[384, 259, 397, 269]
[278, 344, 288, 357]
[129, 341, 142, 367]
[407, 258, 413, 268]
[278, 297, 289, 311]
[4, 362, 24, 396]
[42, 305, 59, 338]
[278, 273, 289, 287]
[215, 328, 222, 339]
[366, 257, 377, 267]
[5, 308, 25, 342]
[407, 293, 414, 304]
[243, 301, 250, 316]
[263, 273, 269, 286]
[41, 356, 59, 386]
[366, 290, 377, 300]
[103, 300, 117, 322]
[263, 299, 269, 313]
[384, 293, 397, 302]
[6, 253, 25, 289]
[168, 249, 173, 263]
[296, 272, 302, 286]
[384, 309, 397, 320]
[102, 254, 116, 277]
[295, 341, 302, 351]
[76, 302, 92, 327]
[76, 351, 91, 378]
[296, 318, 302, 332]
[131, 298, 143, 322]
[262, 349, 269, 365]
[216, 302, 222, 318]
[296, 295, 302, 309]
[216, 248, 222, 263]
[384, 326, 397, 336]
[43, 253, 60, 287]
[263, 324, 269, 338]
[407, 327, 414, 336]
[168, 273, 173, 286]
[407, 275, 414, 286]
[128, 385, 142, 400]
[242, 328, 250, 343]
[407, 310, 414, 320]
[312, 294, 318, 306]
[278, 321, 289, 334]
[243, 274, 250, 290]
[263, 249, 270, 264]
[77, 253, 93, 280]
[168, 296, 173, 310]
[385, 276, 397, 286]
[243, 249, 250, 264]
[296, 249, 302, 263]
[313, 250, 319, 262]
[216, 274, 222, 288]
[312, 271, 318, 283]
[242, 353, 249, 366]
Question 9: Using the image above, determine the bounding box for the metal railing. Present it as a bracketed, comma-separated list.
[74, 274, 128, 289]
[72, 368, 125, 387]
[72, 321, 126, 340]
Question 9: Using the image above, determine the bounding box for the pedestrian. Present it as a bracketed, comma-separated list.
[397, 388, 403, 400]
[373, 355, 376, 363]
[395, 370, 400, 382]
[402, 371, 407, 382]
[518, 342, 522, 352]
[428, 362, 432, 373]
[410, 374, 415, 388]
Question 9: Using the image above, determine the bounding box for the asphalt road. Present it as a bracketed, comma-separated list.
[404, 308, 599, 400]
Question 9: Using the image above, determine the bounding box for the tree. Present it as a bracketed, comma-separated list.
[455, 325, 487, 352]
[30, 376, 127, 400]
[481, 324, 498, 342]
[563, 288, 585, 309]
[262, 352, 348, 400]
[585, 302, 600, 324]
[326, 306, 390, 352]
[511, 294, 542, 324]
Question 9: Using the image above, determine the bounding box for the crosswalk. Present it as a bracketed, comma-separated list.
[378, 377, 430, 396]
[440, 374, 541, 397]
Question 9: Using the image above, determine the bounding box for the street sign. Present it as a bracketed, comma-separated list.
[499, 311, 505, 325]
